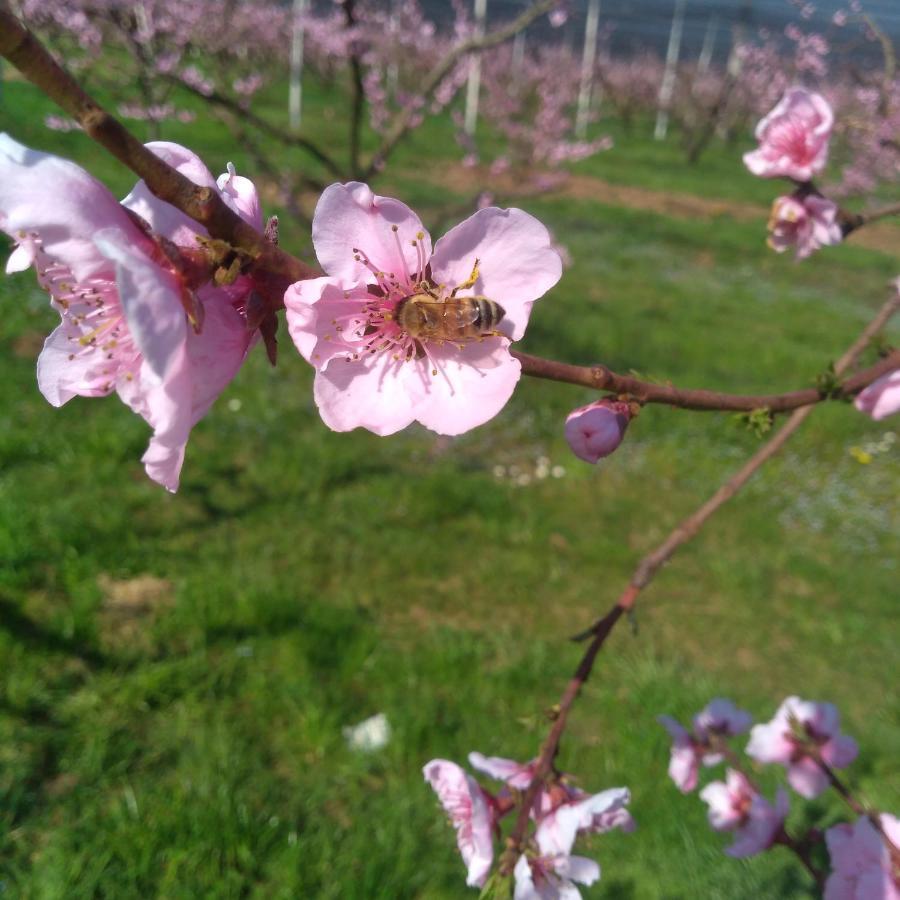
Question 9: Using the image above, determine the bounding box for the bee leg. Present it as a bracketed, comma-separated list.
[449, 258, 481, 297]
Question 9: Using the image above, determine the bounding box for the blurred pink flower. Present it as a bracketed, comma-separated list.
[513, 788, 630, 900]
[658, 699, 752, 792]
[855, 369, 900, 421]
[746, 696, 858, 798]
[767, 193, 842, 260]
[693, 699, 754, 743]
[658, 715, 703, 792]
[423, 759, 495, 888]
[564, 399, 631, 464]
[744, 88, 834, 181]
[1, 135, 256, 491]
[825, 814, 900, 900]
[700, 769, 789, 857]
[284, 182, 562, 436]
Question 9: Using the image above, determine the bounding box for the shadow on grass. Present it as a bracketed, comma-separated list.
[0, 595, 111, 670]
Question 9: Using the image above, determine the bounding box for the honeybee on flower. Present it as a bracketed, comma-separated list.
[284, 182, 562, 436]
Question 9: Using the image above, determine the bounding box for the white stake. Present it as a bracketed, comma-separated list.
[575, 0, 601, 139]
[464, 0, 487, 137]
[698, 14, 718, 74]
[654, 0, 687, 141]
[512, 28, 526, 72]
[288, 0, 309, 131]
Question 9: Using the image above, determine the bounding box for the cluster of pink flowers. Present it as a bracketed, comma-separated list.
[424, 752, 632, 896]
[743, 96, 900, 423]
[660, 696, 900, 895]
[2, 139, 564, 486]
[743, 87, 843, 261]
[0, 135, 261, 491]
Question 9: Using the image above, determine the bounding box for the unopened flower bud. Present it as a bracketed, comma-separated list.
[564, 399, 631, 463]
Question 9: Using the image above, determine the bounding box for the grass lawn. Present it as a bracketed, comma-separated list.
[0, 72, 898, 898]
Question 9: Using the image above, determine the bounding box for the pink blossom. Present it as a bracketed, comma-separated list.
[564, 399, 631, 464]
[744, 88, 834, 181]
[513, 788, 630, 900]
[0, 135, 255, 491]
[693, 699, 754, 744]
[767, 193, 843, 260]
[825, 815, 900, 900]
[423, 759, 495, 888]
[658, 715, 703, 792]
[746, 696, 858, 798]
[700, 769, 789, 857]
[284, 183, 562, 436]
[658, 699, 750, 793]
[855, 369, 900, 421]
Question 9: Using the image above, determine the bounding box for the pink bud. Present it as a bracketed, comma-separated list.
[564, 399, 631, 464]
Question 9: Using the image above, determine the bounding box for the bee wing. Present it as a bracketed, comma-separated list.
[429, 299, 482, 326]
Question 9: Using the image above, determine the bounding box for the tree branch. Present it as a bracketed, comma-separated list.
[173, 78, 343, 179]
[501, 288, 900, 872]
[363, 0, 559, 180]
[513, 346, 900, 413]
[0, 7, 318, 285]
[344, 0, 365, 179]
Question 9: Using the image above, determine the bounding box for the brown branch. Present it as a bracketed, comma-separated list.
[344, 0, 365, 179]
[499, 604, 627, 876]
[513, 347, 900, 413]
[363, 0, 558, 180]
[843, 200, 900, 236]
[501, 289, 900, 872]
[0, 7, 318, 286]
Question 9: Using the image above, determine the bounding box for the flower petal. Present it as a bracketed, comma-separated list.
[313, 351, 419, 436]
[312, 182, 431, 284]
[429, 207, 562, 341]
[37, 324, 115, 406]
[0, 133, 143, 282]
[217, 163, 263, 230]
[93, 228, 187, 381]
[412, 341, 521, 435]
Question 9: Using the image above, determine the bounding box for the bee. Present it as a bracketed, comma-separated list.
[394, 292, 506, 342]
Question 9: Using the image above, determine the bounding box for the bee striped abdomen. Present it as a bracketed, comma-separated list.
[396, 294, 506, 342]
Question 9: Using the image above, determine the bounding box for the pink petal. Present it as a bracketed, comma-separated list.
[855, 370, 900, 421]
[429, 207, 562, 341]
[411, 342, 522, 436]
[93, 228, 187, 381]
[312, 182, 430, 284]
[746, 720, 793, 765]
[313, 351, 419, 436]
[0, 133, 144, 282]
[537, 788, 630, 857]
[555, 854, 601, 887]
[822, 734, 858, 769]
[37, 324, 114, 406]
[6, 241, 36, 273]
[121, 141, 219, 246]
[217, 163, 262, 230]
[186, 289, 252, 425]
[699, 781, 741, 831]
[283, 277, 359, 365]
[467, 752, 534, 789]
[136, 350, 193, 493]
[787, 757, 829, 799]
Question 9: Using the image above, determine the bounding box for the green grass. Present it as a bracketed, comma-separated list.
[0, 72, 898, 898]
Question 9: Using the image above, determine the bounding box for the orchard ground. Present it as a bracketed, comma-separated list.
[0, 74, 898, 898]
